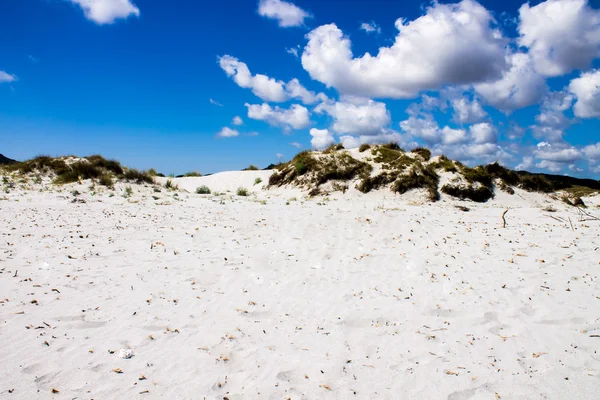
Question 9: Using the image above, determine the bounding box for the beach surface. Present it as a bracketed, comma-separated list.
[1, 175, 599, 399]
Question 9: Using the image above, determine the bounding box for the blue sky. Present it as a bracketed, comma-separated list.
[1, 0, 600, 177]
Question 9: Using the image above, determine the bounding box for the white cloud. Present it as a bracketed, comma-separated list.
[535, 159, 563, 173]
[285, 78, 325, 104]
[451, 96, 487, 124]
[399, 115, 468, 146]
[516, 156, 534, 170]
[246, 103, 310, 130]
[531, 91, 573, 142]
[232, 116, 243, 126]
[69, 0, 140, 24]
[219, 55, 287, 102]
[339, 129, 416, 149]
[217, 127, 240, 138]
[360, 22, 381, 34]
[518, 0, 600, 76]
[469, 122, 497, 144]
[258, 0, 311, 28]
[569, 69, 600, 118]
[534, 142, 583, 164]
[400, 115, 440, 144]
[209, 98, 223, 107]
[309, 128, 336, 150]
[0, 71, 16, 83]
[286, 47, 299, 58]
[475, 52, 547, 113]
[316, 98, 391, 135]
[302, 0, 507, 99]
[583, 143, 600, 159]
[219, 55, 323, 104]
[289, 141, 303, 149]
[441, 126, 468, 146]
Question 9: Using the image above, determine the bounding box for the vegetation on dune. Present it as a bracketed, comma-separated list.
[183, 171, 202, 177]
[237, 187, 249, 196]
[391, 163, 440, 201]
[3, 154, 154, 186]
[322, 143, 345, 154]
[244, 165, 260, 171]
[196, 185, 211, 194]
[411, 147, 432, 161]
[441, 184, 494, 203]
[358, 144, 371, 153]
[430, 155, 458, 173]
[269, 150, 372, 193]
[371, 146, 415, 171]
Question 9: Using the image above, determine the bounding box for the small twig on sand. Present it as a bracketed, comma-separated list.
[568, 217, 574, 231]
[502, 209, 509, 228]
[13, 270, 18, 278]
[576, 207, 600, 222]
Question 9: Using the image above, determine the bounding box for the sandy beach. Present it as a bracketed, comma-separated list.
[1, 173, 599, 399]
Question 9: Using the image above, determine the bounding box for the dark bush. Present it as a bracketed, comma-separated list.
[441, 184, 494, 203]
[85, 155, 124, 175]
[518, 174, 554, 193]
[358, 144, 371, 153]
[243, 165, 259, 171]
[98, 174, 114, 188]
[411, 147, 432, 161]
[392, 164, 439, 201]
[357, 172, 394, 193]
[122, 169, 154, 184]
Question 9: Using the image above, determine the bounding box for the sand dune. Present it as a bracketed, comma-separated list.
[1, 174, 599, 399]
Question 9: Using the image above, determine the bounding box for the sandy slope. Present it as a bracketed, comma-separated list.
[1, 175, 599, 399]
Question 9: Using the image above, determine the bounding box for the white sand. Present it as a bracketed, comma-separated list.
[1, 173, 599, 399]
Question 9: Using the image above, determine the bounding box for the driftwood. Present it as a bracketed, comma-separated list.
[502, 209, 509, 228]
[576, 207, 600, 222]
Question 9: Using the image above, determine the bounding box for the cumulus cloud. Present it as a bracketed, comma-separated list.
[219, 55, 323, 104]
[583, 143, 600, 160]
[531, 91, 573, 142]
[339, 129, 417, 149]
[302, 0, 507, 99]
[309, 128, 336, 150]
[569, 69, 600, 118]
[246, 103, 310, 130]
[475, 52, 547, 113]
[315, 98, 391, 135]
[451, 96, 487, 124]
[232, 116, 243, 126]
[469, 122, 497, 144]
[69, 0, 140, 24]
[0, 71, 16, 83]
[399, 115, 468, 146]
[518, 0, 600, 76]
[530, 141, 584, 173]
[360, 22, 381, 34]
[258, 0, 311, 27]
[217, 127, 240, 138]
[219, 55, 287, 102]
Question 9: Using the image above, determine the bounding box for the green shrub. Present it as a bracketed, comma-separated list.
[431, 155, 457, 172]
[411, 147, 432, 161]
[381, 142, 403, 151]
[237, 187, 249, 196]
[244, 165, 260, 171]
[123, 169, 154, 184]
[98, 174, 114, 188]
[196, 185, 211, 194]
[358, 144, 371, 153]
[518, 174, 553, 193]
[85, 155, 124, 175]
[441, 184, 494, 202]
[183, 171, 202, 177]
[357, 173, 395, 193]
[392, 164, 439, 201]
[254, 177, 262, 185]
[54, 162, 103, 184]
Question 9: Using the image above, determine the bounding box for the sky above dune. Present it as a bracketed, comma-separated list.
[1, 0, 600, 177]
